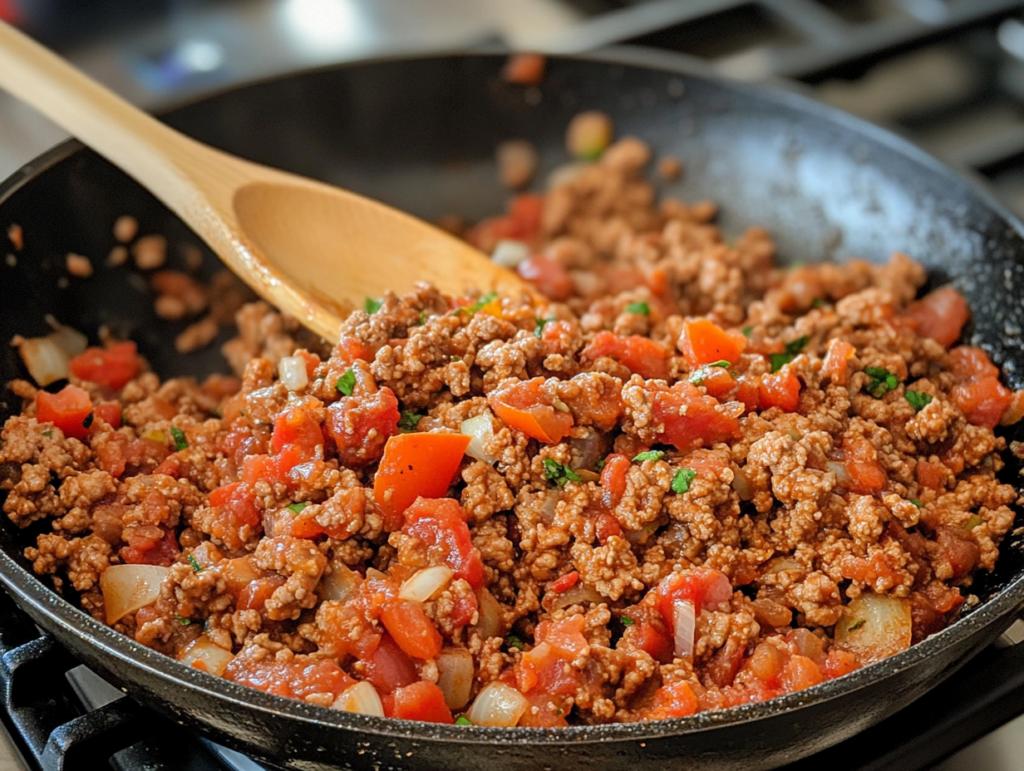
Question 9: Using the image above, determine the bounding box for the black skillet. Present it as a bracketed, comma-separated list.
[2, 48, 1024, 771]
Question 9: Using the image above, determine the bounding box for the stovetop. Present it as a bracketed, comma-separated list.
[4, 1, 1024, 769]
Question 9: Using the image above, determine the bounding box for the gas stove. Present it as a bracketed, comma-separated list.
[4, 1, 1024, 769]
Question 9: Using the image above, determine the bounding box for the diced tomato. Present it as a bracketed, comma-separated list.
[373, 434, 471, 530]
[363, 632, 421, 694]
[821, 648, 859, 679]
[517, 691, 570, 727]
[678, 319, 745, 370]
[595, 511, 623, 544]
[271, 403, 323, 459]
[68, 341, 141, 390]
[952, 377, 1012, 429]
[646, 680, 699, 719]
[821, 339, 856, 386]
[916, 459, 946, 490]
[655, 567, 733, 631]
[733, 375, 760, 413]
[225, 654, 355, 701]
[238, 575, 286, 610]
[600, 453, 630, 508]
[121, 527, 179, 566]
[502, 53, 546, 85]
[935, 526, 980, 579]
[36, 384, 93, 440]
[517, 255, 573, 300]
[91, 401, 121, 429]
[380, 598, 443, 660]
[488, 377, 574, 444]
[904, 286, 970, 348]
[402, 498, 484, 588]
[535, 616, 589, 659]
[780, 654, 823, 692]
[582, 331, 670, 380]
[759, 368, 801, 413]
[516, 641, 580, 698]
[622, 619, 673, 664]
[383, 681, 454, 724]
[949, 346, 999, 381]
[510, 194, 544, 236]
[840, 435, 886, 495]
[204, 481, 262, 552]
[548, 571, 580, 594]
[692, 365, 735, 398]
[325, 386, 400, 468]
[651, 382, 742, 453]
[465, 195, 545, 253]
[334, 335, 373, 366]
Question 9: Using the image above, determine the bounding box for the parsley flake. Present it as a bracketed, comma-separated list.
[770, 336, 809, 373]
[543, 458, 581, 487]
[595, 458, 606, 472]
[398, 412, 422, 432]
[418, 309, 427, 326]
[632, 450, 665, 462]
[965, 514, 983, 531]
[672, 468, 697, 494]
[848, 618, 866, 632]
[505, 634, 525, 650]
[864, 367, 899, 398]
[42, 430, 51, 438]
[170, 426, 188, 451]
[364, 297, 382, 314]
[910, 499, 923, 507]
[621, 616, 634, 627]
[625, 301, 650, 315]
[456, 291, 498, 316]
[534, 316, 556, 338]
[187, 554, 203, 573]
[689, 360, 731, 385]
[811, 297, 825, 308]
[456, 716, 473, 726]
[174, 616, 192, 625]
[742, 325, 754, 337]
[287, 502, 307, 514]
[905, 390, 932, 412]
[336, 369, 356, 396]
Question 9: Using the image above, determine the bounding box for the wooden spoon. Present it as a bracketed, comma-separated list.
[0, 21, 531, 341]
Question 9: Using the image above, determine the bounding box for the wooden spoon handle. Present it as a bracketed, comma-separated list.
[0, 21, 203, 207]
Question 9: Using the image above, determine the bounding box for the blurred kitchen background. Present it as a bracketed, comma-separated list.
[2, 1, 1024, 769]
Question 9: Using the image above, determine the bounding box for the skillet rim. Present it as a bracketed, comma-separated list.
[1, 45, 1023, 747]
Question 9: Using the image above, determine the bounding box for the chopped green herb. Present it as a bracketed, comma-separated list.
[456, 291, 498, 316]
[632, 450, 665, 462]
[864, 366, 899, 398]
[336, 369, 356, 396]
[621, 616, 634, 627]
[672, 468, 697, 494]
[555, 707, 565, 716]
[450, 355, 462, 362]
[170, 426, 188, 451]
[505, 634, 525, 650]
[287, 502, 308, 514]
[456, 716, 473, 726]
[534, 316, 556, 338]
[42, 430, 51, 438]
[398, 412, 422, 432]
[741, 325, 754, 337]
[770, 336, 809, 373]
[625, 301, 650, 315]
[187, 554, 203, 573]
[543, 458, 581, 487]
[82, 412, 94, 429]
[688, 360, 731, 386]
[418, 309, 427, 326]
[595, 458, 606, 472]
[910, 499, 923, 507]
[848, 618, 866, 632]
[811, 297, 825, 308]
[905, 390, 932, 412]
[174, 616, 192, 625]
[965, 514, 983, 531]
[364, 297, 382, 314]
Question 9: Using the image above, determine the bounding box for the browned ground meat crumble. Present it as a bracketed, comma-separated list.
[2, 134, 1022, 727]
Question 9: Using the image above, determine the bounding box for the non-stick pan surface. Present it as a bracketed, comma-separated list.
[2, 49, 1024, 771]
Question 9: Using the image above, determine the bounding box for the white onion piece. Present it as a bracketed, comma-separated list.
[436, 648, 474, 710]
[398, 565, 453, 602]
[546, 161, 588, 190]
[332, 681, 385, 717]
[673, 599, 696, 660]
[835, 594, 912, 663]
[761, 556, 804, 575]
[826, 460, 852, 487]
[547, 583, 604, 611]
[100, 564, 169, 624]
[466, 682, 529, 727]
[491, 239, 530, 269]
[320, 561, 362, 602]
[277, 356, 309, 392]
[460, 414, 497, 464]
[474, 587, 503, 640]
[731, 467, 753, 501]
[178, 634, 234, 676]
[12, 323, 88, 387]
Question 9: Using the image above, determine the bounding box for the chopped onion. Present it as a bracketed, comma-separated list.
[673, 599, 696, 660]
[731, 467, 753, 501]
[398, 565, 453, 602]
[436, 648, 474, 710]
[466, 681, 529, 727]
[761, 556, 804, 575]
[100, 564, 169, 624]
[546, 583, 604, 612]
[277, 356, 308, 392]
[538, 491, 559, 523]
[826, 460, 852, 487]
[460, 413, 497, 464]
[546, 162, 588, 190]
[834, 593, 912, 663]
[320, 561, 362, 602]
[365, 567, 388, 581]
[332, 681, 385, 717]
[491, 239, 530, 269]
[12, 322, 87, 387]
[474, 587, 503, 640]
[178, 634, 234, 676]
